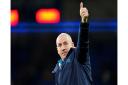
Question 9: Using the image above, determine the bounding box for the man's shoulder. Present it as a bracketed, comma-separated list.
[52, 62, 59, 74]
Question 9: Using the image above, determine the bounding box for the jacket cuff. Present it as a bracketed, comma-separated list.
[80, 23, 89, 28]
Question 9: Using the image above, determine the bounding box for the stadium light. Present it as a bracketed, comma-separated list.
[36, 8, 60, 24]
[11, 10, 19, 26]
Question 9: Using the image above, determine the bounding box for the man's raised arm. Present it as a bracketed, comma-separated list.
[77, 2, 89, 64]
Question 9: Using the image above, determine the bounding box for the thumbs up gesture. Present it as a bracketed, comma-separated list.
[80, 2, 89, 23]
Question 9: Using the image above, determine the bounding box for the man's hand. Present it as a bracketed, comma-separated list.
[80, 2, 89, 23]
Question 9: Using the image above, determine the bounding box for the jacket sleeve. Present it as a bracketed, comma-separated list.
[76, 22, 89, 65]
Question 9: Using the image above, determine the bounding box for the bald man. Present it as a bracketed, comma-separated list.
[52, 2, 93, 85]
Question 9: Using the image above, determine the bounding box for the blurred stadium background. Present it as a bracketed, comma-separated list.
[11, 0, 117, 85]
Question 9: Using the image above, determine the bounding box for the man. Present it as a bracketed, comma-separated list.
[52, 2, 93, 85]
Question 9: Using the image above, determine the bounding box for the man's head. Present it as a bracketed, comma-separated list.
[56, 33, 74, 60]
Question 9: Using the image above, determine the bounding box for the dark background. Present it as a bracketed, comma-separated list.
[11, 0, 117, 85]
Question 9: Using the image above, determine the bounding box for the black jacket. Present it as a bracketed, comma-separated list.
[52, 23, 93, 85]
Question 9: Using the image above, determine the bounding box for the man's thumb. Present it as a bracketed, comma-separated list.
[80, 2, 83, 8]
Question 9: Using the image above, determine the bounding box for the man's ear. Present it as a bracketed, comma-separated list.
[71, 42, 75, 48]
[56, 47, 58, 51]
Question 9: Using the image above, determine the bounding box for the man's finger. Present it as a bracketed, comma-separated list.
[80, 2, 83, 8]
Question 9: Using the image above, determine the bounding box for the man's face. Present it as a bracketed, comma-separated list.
[56, 34, 74, 60]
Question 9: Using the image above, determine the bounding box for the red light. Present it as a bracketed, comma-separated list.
[36, 8, 60, 24]
[11, 10, 19, 26]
